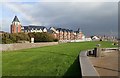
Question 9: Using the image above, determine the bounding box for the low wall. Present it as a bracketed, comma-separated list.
[1, 42, 58, 51]
[58, 40, 92, 44]
[79, 50, 99, 77]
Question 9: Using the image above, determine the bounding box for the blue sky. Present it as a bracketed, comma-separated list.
[0, 0, 119, 36]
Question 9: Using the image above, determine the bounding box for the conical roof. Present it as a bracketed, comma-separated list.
[12, 16, 20, 23]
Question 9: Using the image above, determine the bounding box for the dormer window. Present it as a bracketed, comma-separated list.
[39, 29, 42, 32]
[43, 28, 47, 32]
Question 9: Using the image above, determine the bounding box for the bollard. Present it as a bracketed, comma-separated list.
[94, 47, 97, 57]
[93, 44, 101, 57]
[96, 44, 101, 57]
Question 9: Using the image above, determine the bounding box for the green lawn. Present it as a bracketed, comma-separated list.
[2, 41, 116, 76]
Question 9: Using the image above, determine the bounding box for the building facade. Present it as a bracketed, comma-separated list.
[49, 27, 84, 40]
[10, 16, 85, 40]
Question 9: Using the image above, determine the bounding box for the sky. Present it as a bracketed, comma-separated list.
[0, 0, 119, 36]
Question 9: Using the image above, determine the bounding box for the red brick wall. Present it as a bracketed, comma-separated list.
[11, 23, 21, 33]
[18, 25, 21, 32]
[67, 32, 71, 40]
[70, 32, 75, 40]
[63, 31, 67, 40]
[59, 31, 63, 40]
[11, 25, 16, 33]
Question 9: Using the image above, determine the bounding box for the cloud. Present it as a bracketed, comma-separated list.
[3, 2, 42, 25]
[2, 2, 118, 36]
[43, 0, 119, 2]
[1, 0, 119, 2]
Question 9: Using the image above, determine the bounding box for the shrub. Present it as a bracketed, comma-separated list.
[16, 33, 30, 41]
[9, 34, 17, 42]
[2, 32, 57, 44]
[53, 38, 59, 42]
[28, 32, 35, 38]
[2, 33, 30, 44]
[2, 33, 14, 44]
[33, 32, 55, 42]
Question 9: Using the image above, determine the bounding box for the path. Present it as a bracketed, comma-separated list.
[89, 50, 119, 76]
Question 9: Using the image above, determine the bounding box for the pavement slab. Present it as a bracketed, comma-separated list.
[89, 50, 119, 76]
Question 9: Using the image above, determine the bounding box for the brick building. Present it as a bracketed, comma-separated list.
[49, 27, 84, 40]
[10, 16, 85, 40]
[11, 16, 22, 33]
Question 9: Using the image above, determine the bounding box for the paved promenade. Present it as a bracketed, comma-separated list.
[89, 50, 119, 76]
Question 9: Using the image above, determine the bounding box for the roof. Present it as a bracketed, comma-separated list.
[56, 28, 62, 31]
[29, 25, 46, 30]
[12, 16, 20, 23]
[49, 27, 56, 30]
[22, 26, 29, 30]
[74, 28, 81, 33]
[61, 29, 66, 32]
[22, 25, 47, 30]
[56, 28, 73, 32]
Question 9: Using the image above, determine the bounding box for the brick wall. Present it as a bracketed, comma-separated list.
[11, 23, 21, 33]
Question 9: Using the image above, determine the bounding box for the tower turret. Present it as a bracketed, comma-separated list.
[11, 16, 21, 33]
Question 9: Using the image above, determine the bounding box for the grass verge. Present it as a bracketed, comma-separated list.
[2, 41, 117, 76]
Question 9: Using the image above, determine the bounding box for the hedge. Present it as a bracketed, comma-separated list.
[2, 32, 58, 44]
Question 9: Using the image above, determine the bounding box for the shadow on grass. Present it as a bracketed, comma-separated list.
[2, 56, 82, 78]
[63, 56, 82, 78]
